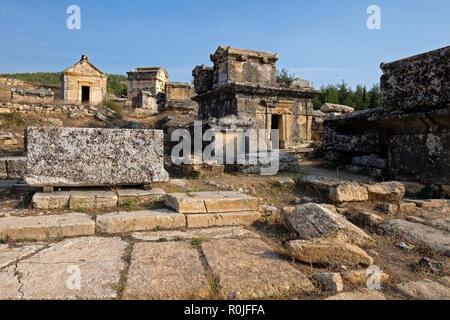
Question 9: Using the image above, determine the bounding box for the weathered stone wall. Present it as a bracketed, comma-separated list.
[389, 131, 449, 184]
[25, 127, 169, 187]
[192, 65, 213, 94]
[11, 88, 55, 103]
[0, 102, 99, 117]
[380, 46, 449, 112]
[132, 91, 158, 114]
[165, 83, 194, 101]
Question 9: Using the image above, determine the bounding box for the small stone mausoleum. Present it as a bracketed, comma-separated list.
[61, 55, 107, 105]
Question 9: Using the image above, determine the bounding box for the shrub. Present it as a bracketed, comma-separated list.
[104, 100, 123, 115]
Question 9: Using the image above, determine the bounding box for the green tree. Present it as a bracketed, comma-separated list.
[367, 84, 382, 109]
[276, 68, 295, 83]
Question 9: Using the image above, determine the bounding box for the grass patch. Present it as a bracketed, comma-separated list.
[104, 100, 123, 115]
[190, 237, 208, 249]
[0, 112, 27, 129]
[118, 199, 139, 212]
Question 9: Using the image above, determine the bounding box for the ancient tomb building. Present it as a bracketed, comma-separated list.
[126, 67, 169, 100]
[192, 46, 320, 150]
[322, 46, 449, 185]
[61, 55, 107, 105]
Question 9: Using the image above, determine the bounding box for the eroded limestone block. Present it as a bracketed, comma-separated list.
[186, 211, 260, 228]
[96, 209, 186, 234]
[329, 182, 369, 203]
[395, 279, 450, 300]
[32, 192, 71, 209]
[311, 273, 344, 293]
[287, 239, 374, 266]
[117, 188, 166, 204]
[320, 103, 354, 114]
[0, 213, 95, 241]
[282, 203, 373, 246]
[367, 181, 405, 202]
[25, 127, 168, 187]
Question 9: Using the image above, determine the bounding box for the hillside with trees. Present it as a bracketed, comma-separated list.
[0, 72, 128, 97]
[276, 68, 383, 110]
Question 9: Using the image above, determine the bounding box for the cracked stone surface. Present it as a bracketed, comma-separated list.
[0, 244, 44, 269]
[1, 237, 128, 300]
[123, 241, 209, 299]
[201, 238, 315, 299]
[132, 226, 260, 241]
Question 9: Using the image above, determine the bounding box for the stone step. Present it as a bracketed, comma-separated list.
[32, 188, 166, 210]
[165, 191, 257, 214]
[96, 209, 186, 234]
[186, 211, 260, 228]
[0, 213, 95, 241]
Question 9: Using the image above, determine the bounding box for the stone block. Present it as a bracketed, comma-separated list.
[367, 181, 405, 202]
[186, 211, 260, 228]
[117, 188, 166, 204]
[25, 127, 169, 187]
[69, 191, 117, 210]
[0, 213, 95, 241]
[329, 182, 369, 203]
[287, 239, 374, 266]
[311, 273, 344, 293]
[166, 191, 257, 214]
[282, 203, 373, 246]
[32, 192, 71, 209]
[96, 209, 186, 234]
[380, 46, 449, 111]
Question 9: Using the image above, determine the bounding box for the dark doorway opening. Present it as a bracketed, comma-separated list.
[271, 114, 281, 149]
[81, 86, 90, 103]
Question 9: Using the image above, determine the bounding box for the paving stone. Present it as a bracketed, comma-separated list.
[282, 203, 374, 246]
[96, 209, 186, 234]
[0, 266, 22, 299]
[166, 191, 258, 214]
[132, 226, 260, 241]
[0, 244, 44, 269]
[123, 242, 208, 299]
[287, 239, 374, 266]
[395, 279, 450, 300]
[32, 192, 71, 209]
[0, 213, 95, 241]
[325, 288, 386, 300]
[186, 211, 260, 228]
[16, 237, 127, 299]
[70, 191, 117, 210]
[117, 188, 166, 204]
[201, 238, 314, 299]
[381, 219, 450, 256]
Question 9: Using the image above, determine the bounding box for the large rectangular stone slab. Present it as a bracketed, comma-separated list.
[24, 127, 169, 187]
[96, 209, 186, 234]
[201, 238, 314, 299]
[0, 213, 95, 241]
[166, 191, 257, 214]
[380, 46, 449, 112]
[123, 242, 208, 299]
[381, 219, 450, 256]
[186, 211, 260, 228]
[16, 237, 127, 299]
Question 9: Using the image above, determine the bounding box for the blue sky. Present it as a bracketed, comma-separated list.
[0, 0, 449, 88]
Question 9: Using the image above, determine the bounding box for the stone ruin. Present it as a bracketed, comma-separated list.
[61, 55, 107, 105]
[127, 67, 197, 114]
[192, 46, 320, 151]
[322, 46, 449, 185]
[24, 127, 169, 188]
